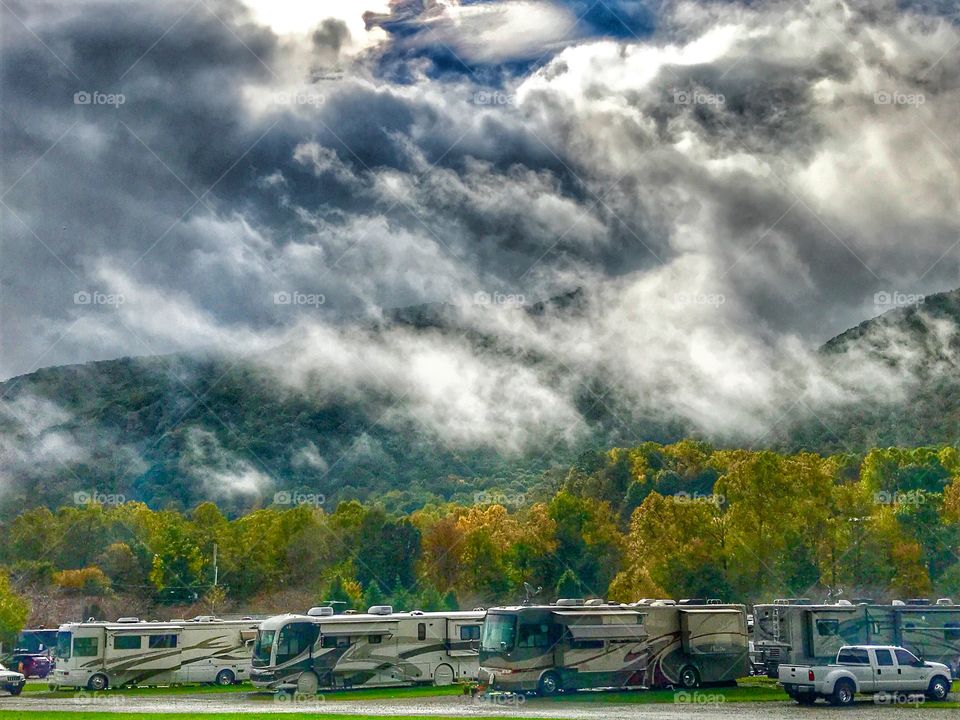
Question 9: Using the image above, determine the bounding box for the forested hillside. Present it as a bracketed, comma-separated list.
[1, 442, 957, 637]
[0, 289, 958, 517]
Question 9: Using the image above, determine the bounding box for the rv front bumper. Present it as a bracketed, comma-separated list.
[48, 668, 88, 689]
[250, 669, 297, 692]
[478, 667, 536, 692]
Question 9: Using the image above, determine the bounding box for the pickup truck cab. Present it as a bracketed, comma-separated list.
[779, 645, 952, 706]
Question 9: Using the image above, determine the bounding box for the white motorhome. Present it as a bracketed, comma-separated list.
[49, 616, 260, 690]
[250, 606, 483, 693]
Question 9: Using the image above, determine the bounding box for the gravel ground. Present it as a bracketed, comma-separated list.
[0, 689, 942, 718]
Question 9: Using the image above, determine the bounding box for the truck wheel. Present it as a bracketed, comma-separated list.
[8, 685, 23, 696]
[537, 671, 561, 696]
[678, 666, 700, 689]
[215, 669, 235, 686]
[830, 679, 855, 706]
[87, 674, 109, 692]
[927, 676, 950, 701]
[296, 671, 319, 695]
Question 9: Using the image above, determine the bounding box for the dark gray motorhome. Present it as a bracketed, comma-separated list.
[753, 598, 960, 679]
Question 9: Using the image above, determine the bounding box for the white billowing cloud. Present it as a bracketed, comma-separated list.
[181, 427, 274, 497]
[291, 441, 329, 472]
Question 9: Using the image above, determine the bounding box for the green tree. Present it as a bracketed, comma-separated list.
[0, 572, 29, 647]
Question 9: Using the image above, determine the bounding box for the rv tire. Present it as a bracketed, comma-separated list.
[87, 674, 109, 692]
[433, 664, 455, 686]
[537, 671, 562, 697]
[215, 669, 235, 686]
[678, 666, 700, 689]
[296, 671, 319, 695]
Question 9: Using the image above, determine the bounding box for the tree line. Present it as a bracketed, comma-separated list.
[1, 441, 958, 644]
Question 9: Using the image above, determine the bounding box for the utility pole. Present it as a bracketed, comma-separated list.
[213, 543, 218, 587]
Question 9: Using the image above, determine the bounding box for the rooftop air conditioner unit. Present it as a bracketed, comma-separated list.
[836, 600, 853, 606]
[307, 606, 335, 617]
[116, 617, 139, 623]
[367, 605, 393, 616]
[892, 600, 906, 606]
[584, 599, 604, 606]
[936, 598, 954, 606]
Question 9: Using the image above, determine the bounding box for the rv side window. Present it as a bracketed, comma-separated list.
[837, 648, 869, 665]
[73, 637, 98, 657]
[114, 635, 142, 650]
[459, 625, 480, 641]
[369, 635, 382, 644]
[418, 624, 426, 641]
[148, 634, 177, 649]
[321, 635, 351, 649]
[570, 639, 604, 650]
[276, 623, 315, 664]
[816, 619, 839, 636]
[945, 622, 960, 642]
[517, 623, 550, 648]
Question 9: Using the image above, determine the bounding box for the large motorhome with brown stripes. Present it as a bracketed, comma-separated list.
[478, 599, 749, 695]
[250, 606, 484, 693]
[48, 617, 259, 690]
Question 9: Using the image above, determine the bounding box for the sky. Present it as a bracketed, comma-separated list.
[1, 0, 958, 447]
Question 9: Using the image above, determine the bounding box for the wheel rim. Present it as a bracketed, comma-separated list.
[838, 687, 852, 703]
[542, 675, 558, 693]
[933, 681, 947, 700]
[91, 676, 106, 691]
[681, 669, 697, 688]
[217, 671, 232, 685]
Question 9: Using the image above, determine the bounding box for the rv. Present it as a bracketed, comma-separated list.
[250, 606, 484, 693]
[753, 599, 960, 679]
[48, 616, 260, 690]
[478, 599, 750, 695]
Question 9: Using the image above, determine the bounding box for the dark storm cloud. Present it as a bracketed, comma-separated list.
[0, 0, 958, 447]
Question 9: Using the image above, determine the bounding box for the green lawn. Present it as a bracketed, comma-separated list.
[0, 715, 521, 720]
[21, 683, 465, 700]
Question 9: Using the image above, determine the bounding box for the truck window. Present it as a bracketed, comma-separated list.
[816, 619, 839, 636]
[874, 649, 894, 666]
[895, 648, 920, 666]
[73, 637, 99, 657]
[837, 648, 869, 665]
[114, 635, 142, 650]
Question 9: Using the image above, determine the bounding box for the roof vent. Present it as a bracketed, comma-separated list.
[555, 598, 585, 606]
[936, 598, 954, 606]
[892, 600, 906, 606]
[706, 599, 723, 605]
[307, 606, 335, 617]
[584, 599, 604, 606]
[836, 600, 853, 606]
[116, 617, 139, 623]
[410, 610, 425, 615]
[367, 605, 393, 616]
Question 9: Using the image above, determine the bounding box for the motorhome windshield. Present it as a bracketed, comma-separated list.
[481, 614, 517, 652]
[253, 630, 275, 666]
[56, 632, 72, 660]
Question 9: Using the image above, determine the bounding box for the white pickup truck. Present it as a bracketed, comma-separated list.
[779, 645, 952, 706]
